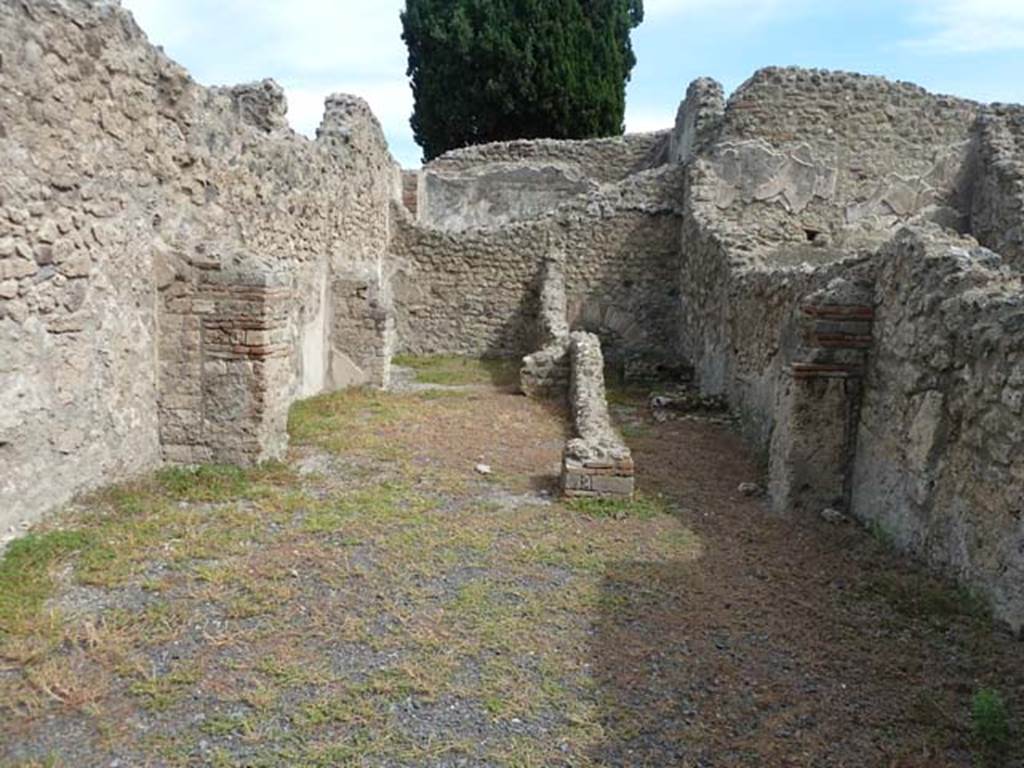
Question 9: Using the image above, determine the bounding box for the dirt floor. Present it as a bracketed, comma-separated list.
[1, 358, 1021, 767]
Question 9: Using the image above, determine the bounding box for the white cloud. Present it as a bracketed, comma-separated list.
[284, 80, 413, 139]
[233, 0, 406, 78]
[905, 0, 1024, 53]
[625, 107, 675, 134]
[643, 0, 789, 19]
[121, 0, 415, 155]
[124, 0, 407, 78]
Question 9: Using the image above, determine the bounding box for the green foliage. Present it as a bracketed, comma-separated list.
[155, 462, 293, 503]
[972, 689, 1011, 757]
[565, 492, 669, 520]
[401, 0, 644, 160]
[0, 531, 92, 634]
[394, 354, 520, 387]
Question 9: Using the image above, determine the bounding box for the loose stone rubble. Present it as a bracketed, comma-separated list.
[2, 2, 1024, 630]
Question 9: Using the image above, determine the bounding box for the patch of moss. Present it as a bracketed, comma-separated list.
[972, 688, 1012, 765]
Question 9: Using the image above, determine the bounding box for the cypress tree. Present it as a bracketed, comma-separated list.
[401, 0, 644, 161]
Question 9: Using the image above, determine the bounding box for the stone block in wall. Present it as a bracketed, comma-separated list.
[563, 458, 636, 498]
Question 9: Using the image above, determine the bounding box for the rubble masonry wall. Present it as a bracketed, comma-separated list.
[0, 0, 398, 532]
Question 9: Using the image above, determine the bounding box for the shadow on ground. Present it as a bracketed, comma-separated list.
[587, 410, 1024, 768]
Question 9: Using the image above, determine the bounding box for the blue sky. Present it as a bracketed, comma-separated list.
[121, 0, 1024, 167]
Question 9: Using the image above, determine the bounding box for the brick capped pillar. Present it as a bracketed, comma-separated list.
[157, 255, 295, 467]
[199, 268, 294, 465]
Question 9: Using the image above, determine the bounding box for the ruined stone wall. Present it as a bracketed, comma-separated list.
[679, 199, 859, 450]
[669, 77, 725, 164]
[851, 228, 1024, 631]
[391, 166, 684, 365]
[562, 332, 635, 498]
[418, 164, 598, 231]
[701, 68, 978, 252]
[425, 132, 669, 183]
[418, 132, 671, 231]
[0, 0, 397, 531]
[520, 256, 571, 398]
[680, 69, 982, 451]
[676, 70, 1023, 628]
[1, 0, 168, 531]
[970, 105, 1024, 268]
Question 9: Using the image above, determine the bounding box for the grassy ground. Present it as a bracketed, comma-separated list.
[0, 357, 1020, 767]
[390, 355, 520, 389]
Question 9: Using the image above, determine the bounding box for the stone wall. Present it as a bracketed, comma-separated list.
[970, 105, 1024, 269]
[390, 166, 684, 367]
[702, 68, 978, 253]
[418, 132, 670, 231]
[562, 332, 635, 498]
[426, 132, 669, 183]
[419, 164, 597, 231]
[675, 68, 1024, 629]
[669, 77, 725, 164]
[519, 255, 571, 398]
[852, 228, 1024, 631]
[0, 0, 398, 533]
[680, 68, 983, 451]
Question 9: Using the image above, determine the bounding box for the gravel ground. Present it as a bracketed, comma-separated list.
[0, 364, 1021, 767]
